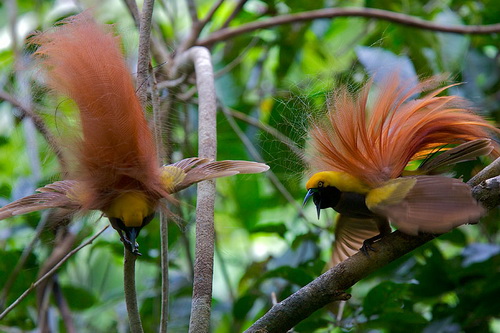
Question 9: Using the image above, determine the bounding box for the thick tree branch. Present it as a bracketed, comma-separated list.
[136, 0, 156, 107]
[245, 163, 500, 332]
[469, 157, 500, 187]
[198, 7, 500, 47]
[172, 46, 217, 333]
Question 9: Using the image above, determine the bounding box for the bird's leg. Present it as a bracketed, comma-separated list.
[360, 217, 391, 256]
[360, 233, 383, 255]
[116, 229, 142, 255]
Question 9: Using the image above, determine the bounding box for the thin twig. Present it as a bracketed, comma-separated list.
[124, 249, 144, 333]
[152, 66, 170, 333]
[219, 0, 248, 29]
[159, 209, 170, 333]
[0, 211, 49, 309]
[53, 278, 77, 333]
[0, 90, 66, 169]
[186, 0, 199, 23]
[136, 0, 156, 107]
[200, 0, 225, 28]
[157, 74, 189, 89]
[123, 0, 171, 72]
[198, 7, 500, 47]
[220, 104, 309, 220]
[175, 0, 224, 55]
[226, 107, 304, 160]
[123, 0, 141, 26]
[215, 236, 236, 302]
[0, 226, 108, 321]
[214, 36, 258, 78]
[172, 46, 217, 333]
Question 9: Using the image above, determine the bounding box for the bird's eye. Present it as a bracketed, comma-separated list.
[318, 181, 324, 188]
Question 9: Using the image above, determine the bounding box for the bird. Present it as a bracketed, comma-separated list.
[303, 74, 497, 267]
[0, 13, 269, 254]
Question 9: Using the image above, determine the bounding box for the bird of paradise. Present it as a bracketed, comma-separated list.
[0, 13, 268, 254]
[303, 74, 497, 267]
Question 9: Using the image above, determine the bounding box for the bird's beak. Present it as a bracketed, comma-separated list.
[123, 227, 142, 255]
[303, 188, 321, 219]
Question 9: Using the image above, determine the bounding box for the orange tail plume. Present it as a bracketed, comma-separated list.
[309, 74, 497, 187]
[30, 13, 166, 211]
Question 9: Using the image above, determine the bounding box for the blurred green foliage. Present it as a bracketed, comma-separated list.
[0, 0, 499, 332]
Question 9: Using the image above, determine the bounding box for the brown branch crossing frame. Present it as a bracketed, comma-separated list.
[198, 7, 500, 47]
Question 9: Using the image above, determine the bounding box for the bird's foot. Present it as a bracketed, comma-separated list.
[120, 237, 142, 256]
[360, 233, 383, 256]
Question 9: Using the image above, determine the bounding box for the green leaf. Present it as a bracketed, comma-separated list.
[260, 266, 314, 286]
[363, 281, 409, 316]
[62, 285, 98, 310]
[250, 221, 287, 237]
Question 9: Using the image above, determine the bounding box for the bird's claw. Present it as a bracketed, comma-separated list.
[359, 234, 383, 256]
[360, 240, 376, 256]
[121, 236, 142, 256]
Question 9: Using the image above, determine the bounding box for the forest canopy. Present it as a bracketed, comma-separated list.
[0, 0, 499, 332]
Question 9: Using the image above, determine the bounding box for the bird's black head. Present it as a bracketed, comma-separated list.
[303, 185, 341, 219]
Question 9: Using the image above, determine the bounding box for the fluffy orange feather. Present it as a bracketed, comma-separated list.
[308, 74, 496, 187]
[30, 13, 167, 212]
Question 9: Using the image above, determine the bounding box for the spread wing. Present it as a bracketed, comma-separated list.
[0, 180, 82, 220]
[367, 176, 484, 235]
[160, 157, 269, 193]
[329, 214, 385, 268]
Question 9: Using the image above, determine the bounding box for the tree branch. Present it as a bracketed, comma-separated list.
[219, 0, 248, 30]
[0, 90, 66, 169]
[245, 231, 435, 332]
[198, 7, 500, 47]
[136, 0, 156, 107]
[245, 163, 500, 332]
[185, 0, 199, 24]
[124, 249, 144, 333]
[0, 211, 49, 309]
[225, 107, 304, 160]
[468, 156, 500, 187]
[172, 46, 217, 333]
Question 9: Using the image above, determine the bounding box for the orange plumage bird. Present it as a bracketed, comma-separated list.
[0, 13, 268, 254]
[303, 74, 497, 267]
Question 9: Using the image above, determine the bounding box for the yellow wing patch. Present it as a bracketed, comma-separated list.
[366, 177, 417, 210]
[160, 166, 187, 193]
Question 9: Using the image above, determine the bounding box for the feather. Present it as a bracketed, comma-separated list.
[368, 176, 484, 235]
[30, 13, 166, 211]
[329, 215, 384, 268]
[161, 158, 269, 193]
[309, 74, 497, 187]
[416, 138, 493, 173]
[0, 181, 81, 220]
